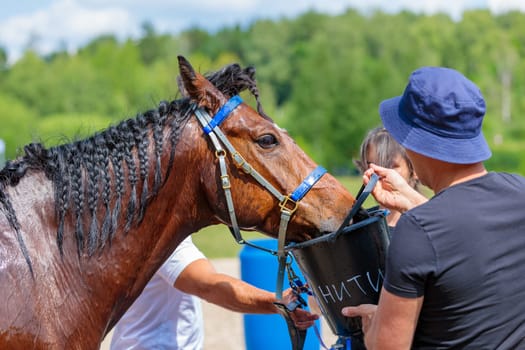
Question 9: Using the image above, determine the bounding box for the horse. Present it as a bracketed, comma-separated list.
[0, 56, 355, 349]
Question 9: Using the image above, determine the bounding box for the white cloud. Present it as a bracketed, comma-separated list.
[0, 0, 135, 62]
[82, 0, 253, 9]
[488, 0, 525, 13]
[2, 0, 524, 64]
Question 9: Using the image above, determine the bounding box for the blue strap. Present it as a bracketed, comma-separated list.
[290, 166, 327, 201]
[202, 95, 243, 134]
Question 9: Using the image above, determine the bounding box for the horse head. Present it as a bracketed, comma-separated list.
[177, 56, 354, 243]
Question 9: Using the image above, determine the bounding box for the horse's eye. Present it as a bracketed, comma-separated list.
[256, 134, 279, 149]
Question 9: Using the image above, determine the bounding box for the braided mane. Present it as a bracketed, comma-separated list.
[0, 62, 268, 272]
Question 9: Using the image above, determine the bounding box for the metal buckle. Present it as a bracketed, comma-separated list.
[279, 195, 298, 215]
[215, 149, 226, 158]
[232, 152, 252, 174]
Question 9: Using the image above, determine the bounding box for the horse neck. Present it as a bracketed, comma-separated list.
[0, 109, 224, 348]
[87, 118, 220, 335]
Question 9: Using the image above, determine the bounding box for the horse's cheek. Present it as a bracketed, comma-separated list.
[199, 168, 225, 213]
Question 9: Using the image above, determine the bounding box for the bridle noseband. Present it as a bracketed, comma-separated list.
[193, 95, 326, 299]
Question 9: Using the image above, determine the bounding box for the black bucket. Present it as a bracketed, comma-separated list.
[289, 209, 390, 338]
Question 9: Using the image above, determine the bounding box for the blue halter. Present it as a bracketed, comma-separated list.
[201, 95, 243, 134]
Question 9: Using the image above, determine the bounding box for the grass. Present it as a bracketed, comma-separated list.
[192, 176, 373, 258]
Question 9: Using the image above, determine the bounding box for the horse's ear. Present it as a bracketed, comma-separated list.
[177, 56, 226, 111]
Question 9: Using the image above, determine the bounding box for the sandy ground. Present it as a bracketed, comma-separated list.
[101, 258, 338, 349]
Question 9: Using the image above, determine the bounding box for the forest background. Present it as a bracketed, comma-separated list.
[0, 8, 524, 175]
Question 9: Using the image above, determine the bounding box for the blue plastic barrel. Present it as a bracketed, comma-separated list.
[239, 238, 321, 350]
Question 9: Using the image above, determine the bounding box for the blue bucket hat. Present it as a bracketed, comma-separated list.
[379, 67, 491, 164]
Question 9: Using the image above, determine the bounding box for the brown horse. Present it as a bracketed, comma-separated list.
[0, 56, 354, 349]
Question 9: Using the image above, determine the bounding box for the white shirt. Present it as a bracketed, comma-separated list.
[110, 237, 206, 350]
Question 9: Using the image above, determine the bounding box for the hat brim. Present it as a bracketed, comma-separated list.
[379, 96, 492, 164]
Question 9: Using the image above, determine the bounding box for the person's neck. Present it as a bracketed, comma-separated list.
[431, 162, 487, 193]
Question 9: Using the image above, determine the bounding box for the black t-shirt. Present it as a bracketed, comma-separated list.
[384, 172, 525, 349]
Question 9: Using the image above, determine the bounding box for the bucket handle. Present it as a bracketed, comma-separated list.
[332, 173, 379, 240]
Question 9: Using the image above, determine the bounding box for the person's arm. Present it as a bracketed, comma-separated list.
[364, 163, 427, 213]
[174, 258, 318, 328]
[342, 288, 423, 350]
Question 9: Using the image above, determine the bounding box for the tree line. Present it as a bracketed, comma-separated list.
[1, 8, 524, 174]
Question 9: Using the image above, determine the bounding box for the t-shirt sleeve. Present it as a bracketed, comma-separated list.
[156, 236, 206, 286]
[383, 213, 436, 298]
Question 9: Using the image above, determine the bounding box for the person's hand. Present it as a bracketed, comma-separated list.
[364, 163, 427, 213]
[281, 289, 319, 330]
[341, 304, 377, 334]
[289, 307, 319, 330]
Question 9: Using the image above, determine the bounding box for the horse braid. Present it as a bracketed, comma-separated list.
[131, 116, 150, 224]
[163, 101, 190, 185]
[107, 127, 124, 240]
[121, 121, 138, 233]
[152, 102, 167, 194]
[0, 189, 33, 276]
[93, 133, 112, 251]
[71, 142, 85, 255]
[79, 140, 98, 256]
[49, 146, 71, 255]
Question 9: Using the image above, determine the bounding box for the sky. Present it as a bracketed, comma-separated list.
[1, 0, 524, 63]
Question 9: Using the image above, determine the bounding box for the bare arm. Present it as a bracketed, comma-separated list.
[342, 288, 423, 350]
[174, 258, 318, 328]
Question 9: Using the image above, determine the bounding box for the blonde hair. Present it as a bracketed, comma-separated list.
[354, 127, 419, 190]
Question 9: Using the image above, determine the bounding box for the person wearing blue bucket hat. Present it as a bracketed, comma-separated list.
[342, 67, 525, 349]
[380, 66, 491, 164]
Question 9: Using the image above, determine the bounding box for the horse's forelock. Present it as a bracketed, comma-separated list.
[204, 63, 271, 121]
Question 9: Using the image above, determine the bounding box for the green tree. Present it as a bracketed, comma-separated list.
[137, 22, 180, 65]
[1, 8, 525, 174]
[286, 15, 379, 172]
[35, 113, 114, 145]
[0, 93, 38, 160]
[0, 46, 7, 70]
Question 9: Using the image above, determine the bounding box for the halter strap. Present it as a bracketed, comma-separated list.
[290, 166, 327, 201]
[202, 95, 243, 134]
[275, 165, 326, 299]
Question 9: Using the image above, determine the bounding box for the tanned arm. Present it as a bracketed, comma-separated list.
[174, 258, 319, 328]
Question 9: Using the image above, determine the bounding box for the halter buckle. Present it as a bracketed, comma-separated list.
[232, 152, 252, 174]
[279, 195, 298, 215]
[220, 174, 231, 189]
